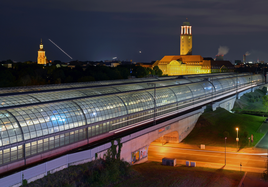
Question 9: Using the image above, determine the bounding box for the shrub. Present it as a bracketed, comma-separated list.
[22, 179, 28, 186]
[262, 87, 267, 94]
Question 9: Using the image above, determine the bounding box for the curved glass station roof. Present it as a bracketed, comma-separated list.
[0, 73, 264, 147]
[0, 76, 178, 94]
[0, 73, 250, 95]
[0, 73, 253, 109]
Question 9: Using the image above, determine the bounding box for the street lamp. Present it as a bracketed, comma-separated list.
[236, 127, 239, 151]
[225, 137, 227, 165]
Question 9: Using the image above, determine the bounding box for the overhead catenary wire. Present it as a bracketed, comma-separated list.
[48, 39, 73, 59]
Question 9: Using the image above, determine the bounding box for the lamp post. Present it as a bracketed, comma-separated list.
[147, 83, 156, 126]
[236, 127, 239, 151]
[225, 137, 227, 165]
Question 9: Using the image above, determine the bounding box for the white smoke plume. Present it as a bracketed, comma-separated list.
[217, 46, 229, 56]
[245, 51, 250, 56]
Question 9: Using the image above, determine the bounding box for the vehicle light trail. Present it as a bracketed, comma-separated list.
[48, 39, 73, 59]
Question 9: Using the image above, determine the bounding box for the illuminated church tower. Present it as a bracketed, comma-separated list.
[180, 20, 192, 55]
[37, 39, 47, 64]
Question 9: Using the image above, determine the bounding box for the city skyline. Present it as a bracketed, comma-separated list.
[1, 0, 268, 62]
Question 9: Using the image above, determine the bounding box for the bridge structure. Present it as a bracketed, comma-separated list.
[0, 72, 266, 176]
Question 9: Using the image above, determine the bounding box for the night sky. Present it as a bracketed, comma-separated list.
[1, 0, 268, 63]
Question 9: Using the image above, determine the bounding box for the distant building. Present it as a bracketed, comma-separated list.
[37, 39, 48, 65]
[141, 55, 234, 75]
[235, 60, 242, 65]
[1, 61, 13, 68]
[139, 20, 234, 75]
[180, 20, 192, 55]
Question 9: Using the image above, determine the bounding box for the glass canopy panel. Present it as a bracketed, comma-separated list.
[30, 90, 87, 102]
[140, 78, 158, 82]
[121, 79, 137, 83]
[186, 83, 206, 98]
[201, 81, 214, 94]
[100, 80, 125, 85]
[153, 80, 180, 87]
[135, 83, 151, 89]
[75, 96, 127, 124]
[231, 77, 238, 86]
[0, 84, 72, 94]
[136, 79, 189, 89]
[115, 84, 145, 92]
[0, 110, 22, 146]
[91, 87, 120, 95]
[141, 81, 173, 88]
[147, 88, 176, 107]
[252, 74, 263, 84]
[244, 76, 251, 84]
[157, 76, 177, 80]
[188, 78, 203, 82]
[228, 78, 236, 87]
[117, 91, 154, 114]
[211, 80, 223, 92]
[76, 88, 102, 96]
[68, 81, 101, 87]
[31, 85, 72, 91]
[8, 101, 85, 140]
[217, 79, 234, 91]
[0, 95, 40, 108]
[0, 88, 34, 94]
[169, 85, 193, 102]
[176, 79, 192, 84]
[237, 77, 247, 86]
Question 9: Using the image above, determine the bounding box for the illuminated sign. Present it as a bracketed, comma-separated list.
[158, 125, 170, 133]
[131, 146, 148, 164]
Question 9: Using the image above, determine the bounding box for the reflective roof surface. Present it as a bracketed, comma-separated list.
[0, 73, 264, 147]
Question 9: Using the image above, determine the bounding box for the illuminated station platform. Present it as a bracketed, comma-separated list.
[0, 73, 265, 174]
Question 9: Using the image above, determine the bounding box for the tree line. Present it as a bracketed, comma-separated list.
[0, 63, 163, 88]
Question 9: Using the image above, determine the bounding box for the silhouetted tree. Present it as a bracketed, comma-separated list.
[153, 66, 163, 77]
[263, 95, 268, 112]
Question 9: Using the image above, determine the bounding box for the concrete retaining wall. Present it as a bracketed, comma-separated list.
[120, 111, 203, 164]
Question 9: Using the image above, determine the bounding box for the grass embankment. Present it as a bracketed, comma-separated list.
[118, 162, 243, 187]
[183, 107, 265, 148]
[233, 88, 267, 114]
[25, 159, 132, 187]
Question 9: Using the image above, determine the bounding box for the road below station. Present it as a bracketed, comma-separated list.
[148, 143, 268, 172]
